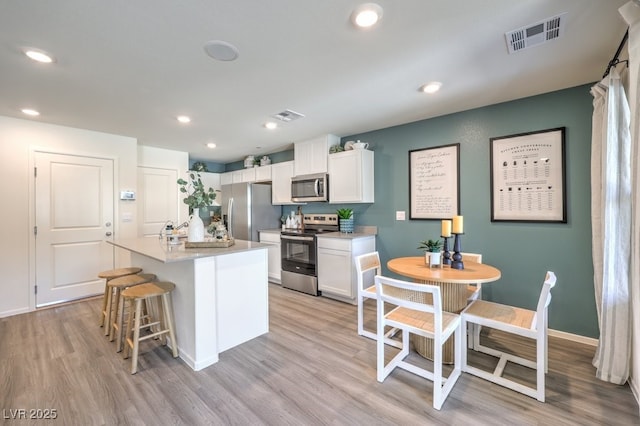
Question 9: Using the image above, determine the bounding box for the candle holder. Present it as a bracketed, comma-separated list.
[441, 235, 451, 266]
[451, 233, 464, 270]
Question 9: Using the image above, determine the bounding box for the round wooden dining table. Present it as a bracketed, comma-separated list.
[387, 256, 501, 362]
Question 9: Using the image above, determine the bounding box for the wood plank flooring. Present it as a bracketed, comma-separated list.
[1, 283, 638, 425]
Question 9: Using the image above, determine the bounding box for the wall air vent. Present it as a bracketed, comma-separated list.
[272, 109, 305, 122]
[505, 12, 566, 54]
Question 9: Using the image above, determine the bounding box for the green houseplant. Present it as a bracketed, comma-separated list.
[337, 208, 354, 233]
[418, 238, 442, 267]
[177, 172, 217, 242]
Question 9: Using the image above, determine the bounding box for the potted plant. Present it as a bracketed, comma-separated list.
[337, 208, 354, 233]
[418, 238, 443, 267]
[177, 172, 218, 242]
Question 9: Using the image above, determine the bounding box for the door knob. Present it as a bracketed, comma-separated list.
[105, 231, 112, 237]
[105, 222, 112, 227]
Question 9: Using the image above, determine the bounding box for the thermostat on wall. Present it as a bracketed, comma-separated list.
[120, 190, 135, 200]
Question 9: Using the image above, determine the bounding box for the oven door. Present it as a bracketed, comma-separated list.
[281, 234, 316, 276]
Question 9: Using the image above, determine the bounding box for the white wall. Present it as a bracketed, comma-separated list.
[0, 116, 138, 317]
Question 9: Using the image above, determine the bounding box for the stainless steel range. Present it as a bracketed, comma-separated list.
[280, 213, 339, 296]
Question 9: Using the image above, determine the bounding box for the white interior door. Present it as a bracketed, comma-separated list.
[138, 166, 179, 237]
[35, 152, 114, 307]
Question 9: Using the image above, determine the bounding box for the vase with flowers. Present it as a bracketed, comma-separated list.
[177, 172, 218, 242]
[418, 238, 443, 267]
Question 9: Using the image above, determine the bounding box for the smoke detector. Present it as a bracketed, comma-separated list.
[505, 13, 566, 54]
[272, 109, 305, 122]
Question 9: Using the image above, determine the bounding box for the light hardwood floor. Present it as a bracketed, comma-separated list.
[1, 283, 638, 425]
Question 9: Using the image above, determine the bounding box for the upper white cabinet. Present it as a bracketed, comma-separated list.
[254, 165, 272, 182]
[220, 172, 233, 186]
[271, 161, 296, 205]
[328, 149, 374, 203]
[294, 134, 339, 176]
[231, 168, 256, 183]
[199, 171, 221, 192]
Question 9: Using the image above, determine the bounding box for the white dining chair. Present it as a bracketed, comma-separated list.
[354, 252, 401, 348]
[461, 271, 557, 402]
[461, 252, 482, 349]
[375, 275, 462, 410]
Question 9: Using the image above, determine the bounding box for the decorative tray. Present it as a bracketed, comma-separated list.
[184, 238, 235, 249]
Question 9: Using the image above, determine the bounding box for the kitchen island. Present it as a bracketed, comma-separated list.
[108, 238, 269, 371]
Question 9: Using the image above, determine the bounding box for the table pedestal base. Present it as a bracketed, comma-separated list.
[412, 280, 467, 364]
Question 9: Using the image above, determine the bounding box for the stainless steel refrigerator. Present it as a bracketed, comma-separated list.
[221, 182, 281, 241]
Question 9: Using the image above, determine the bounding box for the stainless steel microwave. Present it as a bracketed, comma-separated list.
[291, 173, 328, 202]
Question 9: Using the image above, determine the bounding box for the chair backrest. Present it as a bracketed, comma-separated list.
[374, 274, 443, 326]
[354, 252, 381, 293]
[532, 271, 557, 330]
[461, 252, 482, 263]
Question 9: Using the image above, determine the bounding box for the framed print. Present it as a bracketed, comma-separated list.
[409, 143, 460, 220]
[490, 127, 566, 222]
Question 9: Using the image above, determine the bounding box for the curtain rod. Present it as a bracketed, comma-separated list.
[603, 29, 629, 79]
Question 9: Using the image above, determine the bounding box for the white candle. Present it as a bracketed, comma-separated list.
[452, 215, 463, 234]
[441, 220, 452, 237]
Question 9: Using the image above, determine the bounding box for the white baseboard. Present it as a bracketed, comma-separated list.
[548, 328, 598, 346]
[0, 307, 31, 319]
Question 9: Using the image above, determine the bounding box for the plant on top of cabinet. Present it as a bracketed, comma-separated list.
[337, 208, 354, 233]
[190, 161, 209, 172]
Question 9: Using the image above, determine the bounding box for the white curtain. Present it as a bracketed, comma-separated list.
[590, 67, 632, 383]
[619, 1, 640, 397]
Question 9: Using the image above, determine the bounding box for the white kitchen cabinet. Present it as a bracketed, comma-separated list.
[220, 172, 233, 186]
[259, 231, 281, 284]
[199, 171, 221, 192]
[317, 235, 376, 304]
[329, 149, 374, 203]
[271, 161, 297, 205]
[231, 168, 256, 183]
[294, 134, 339, 176]
[254, 165, 272, 182]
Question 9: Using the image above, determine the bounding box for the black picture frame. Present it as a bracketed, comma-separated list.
[409, 143, 460, 220]
[490, 127, 567, 223]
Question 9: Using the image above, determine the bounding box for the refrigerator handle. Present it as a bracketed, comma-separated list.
[227, 197, 234, 239]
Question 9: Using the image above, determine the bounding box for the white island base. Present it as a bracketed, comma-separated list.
[110, 238, 269, 371]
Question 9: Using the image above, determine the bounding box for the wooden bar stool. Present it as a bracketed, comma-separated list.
[98, 267, 142, 327]
[122, 281, 178, 374]
[108, 273, 157, 348]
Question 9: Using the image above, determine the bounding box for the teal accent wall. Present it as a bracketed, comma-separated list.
[294, 83, 597, 338]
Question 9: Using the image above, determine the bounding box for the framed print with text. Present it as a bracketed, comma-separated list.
[409, 143, 460, 220]
[490, 127, 566, 222]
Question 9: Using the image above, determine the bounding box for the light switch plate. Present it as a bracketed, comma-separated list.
[396, 211, 406, 221]
[122, 212, 133, 222]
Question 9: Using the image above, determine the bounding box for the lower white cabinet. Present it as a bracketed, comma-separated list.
[317, 235, 376, 304]
[259, 231, 281, 284]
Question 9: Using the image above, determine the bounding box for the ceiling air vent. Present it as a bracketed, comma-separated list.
[272, 109, 305, 122]
[505, 12, 566, 54]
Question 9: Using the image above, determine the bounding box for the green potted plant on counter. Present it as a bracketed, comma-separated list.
[418, 238, 442, 267]
[177, 172, 218, 242]
[337, 208, 354, 233]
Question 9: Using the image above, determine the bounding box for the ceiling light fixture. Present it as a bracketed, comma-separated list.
[420, 82, 442, 94]
[21, 108, 40, 116]
[264, 122, 277, 130]
[24, 49, 54, 63]
[177, 115, 191, 124]
[204, 40, 239, 61]
[206, 142, 217, 149]
[351, 3, 383, 29]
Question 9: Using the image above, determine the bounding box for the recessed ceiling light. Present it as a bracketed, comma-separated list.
[177, 115, 191, 124]
[264, 122, 277, 130]
[24, 49, 54, 63]
[21, 108, 40, 116]
[206, 142, 217, 149]
[351, 3, 383, 28]
[420, 82, 442, 94]
[204, 40, 239, 61]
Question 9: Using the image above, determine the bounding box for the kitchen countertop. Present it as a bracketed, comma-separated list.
[259, 229, 283, 235]
[109, 237, 268, 263]
[260, 226, 377, 240]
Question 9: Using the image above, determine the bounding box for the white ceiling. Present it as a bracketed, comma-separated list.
[0, 1, 630, 163]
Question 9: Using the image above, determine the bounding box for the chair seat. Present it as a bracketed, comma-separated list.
[386, 307, 459, 337]
[98, 267, 142, 280]
[463, 299, 535, 331]
[108, 273, 156, 288]
[122, 281, 176, 299]
[363, 285, 376, 297]
[466, 285, 480, 301]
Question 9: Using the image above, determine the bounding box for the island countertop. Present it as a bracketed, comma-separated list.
[109, 238, 268, 263]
